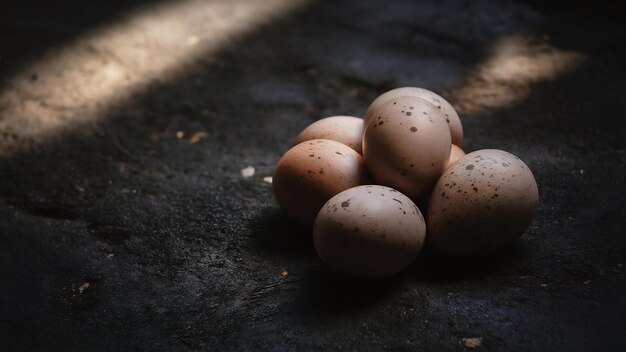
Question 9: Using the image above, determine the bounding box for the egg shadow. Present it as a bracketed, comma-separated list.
[297, 242, 527, 317]
[249, 207, 403, 315]
[248, 206, 317, 259]
[406, 240, 529, 283]
[297, 265, 403, 316]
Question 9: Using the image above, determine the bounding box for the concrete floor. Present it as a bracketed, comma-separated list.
[1, 0, 625, 350]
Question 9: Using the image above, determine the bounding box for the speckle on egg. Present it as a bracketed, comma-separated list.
[363, 96, 451, 199]
[273, 139, 372, 227]
[426, 149, 539, 256]
[313, 185, 426, 278]
[363, 87, 463, 147]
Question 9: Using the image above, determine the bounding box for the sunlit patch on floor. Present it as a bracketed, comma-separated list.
[0, 0, 310, 156]
[446, 34, 585, 114]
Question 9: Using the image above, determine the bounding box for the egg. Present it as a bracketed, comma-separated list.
[364, 87, 463, 147]
[293, 115, 365, 154]
[427, 149, 539, 256]
[362, 96, 451, 199]
[273, 139, 372, 227]
[447, 144, 466, 169]
[313, 185, 426, 278]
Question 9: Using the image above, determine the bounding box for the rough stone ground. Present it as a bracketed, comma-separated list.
[1, 0, 625, 351]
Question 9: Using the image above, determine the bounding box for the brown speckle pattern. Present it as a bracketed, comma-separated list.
[313, 185, 426, 278]
[427, 149, 539, 256]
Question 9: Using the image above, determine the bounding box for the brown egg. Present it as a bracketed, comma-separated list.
[293, 115, 364, 154]
[273, 139, 372, 227]
[363, 96, 451, 199]
[313, 185, 426, 278]
[447, 144, 466, 168]
[364, 87, 463, 147]
[427, 149, 539, 256]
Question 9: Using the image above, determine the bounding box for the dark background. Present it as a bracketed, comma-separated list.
[1, 0, 625, 350]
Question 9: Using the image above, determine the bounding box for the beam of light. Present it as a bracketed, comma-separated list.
[0, 0, 310, 156]
[446, 34, 585, 114]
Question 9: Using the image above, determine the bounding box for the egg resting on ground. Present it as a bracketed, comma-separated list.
[427, 149, 539, 256]
[364, 87, 463, 147]
[273, 139, 372, 227]
[313, 185, 426, 278]
[292, 115, 365, 154]
[363, 96, 451, 199]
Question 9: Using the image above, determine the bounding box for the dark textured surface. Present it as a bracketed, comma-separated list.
[1, 0, 625, 350]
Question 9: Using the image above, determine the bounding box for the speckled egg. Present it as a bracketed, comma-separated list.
[293, 115, 365, 154]
[273, 139, 372, 227]
[364, 87, 463, 147]
[427, 149, 539, 256]
[313, 185, 426, 278]
[363, 96, 451, 199]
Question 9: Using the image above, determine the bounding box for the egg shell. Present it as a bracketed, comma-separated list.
[364, 87, 463, 147]
[293, 115, 364, 154]
[427, 149, 539, 256]
[313, 185, 426, 278]
[363, 96, 452, 199]
[446, 144, 466, 169]
[273, 139, 372, 227]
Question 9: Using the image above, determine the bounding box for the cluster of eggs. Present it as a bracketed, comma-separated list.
[272, 87, 538, 278]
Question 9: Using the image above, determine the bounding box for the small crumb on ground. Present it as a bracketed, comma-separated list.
[462, 337, 482, 348]
[281, 270, 288, 277]
[188, 131, 208, 144]
[263, 176, 273, 184]
[78, 282, 90, 294]
[241, 166, 255, 178]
